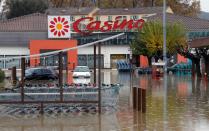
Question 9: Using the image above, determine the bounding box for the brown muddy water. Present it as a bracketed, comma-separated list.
[0, 70, 209, 131]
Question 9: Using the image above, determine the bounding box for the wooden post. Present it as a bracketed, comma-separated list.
[132, 87, 137, 110]
[59, 52, 63, 101]
[138, 88, 142, 111]
[11, 66, 17, 86]
[141, 89, 146, 113]
[94, 44, 97, 84]
[98, 43, 101, 113]
[21, 58, 25, 102]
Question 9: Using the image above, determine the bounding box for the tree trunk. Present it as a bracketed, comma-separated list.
[204, 58, 209, 76]
[195, 60, 202, 78]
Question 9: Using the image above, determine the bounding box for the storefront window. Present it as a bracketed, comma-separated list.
[130, 15, 139, 20]
[0, 56, 4, 69]
[108, 16, 112, 21]
[96, 16, 100, 21]
[70, 16, 75, 21]
[5, 55, 21, 69]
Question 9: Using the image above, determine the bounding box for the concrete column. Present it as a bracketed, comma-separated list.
[104, 53, 111, 68]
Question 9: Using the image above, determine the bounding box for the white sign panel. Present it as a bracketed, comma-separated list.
[48, 16, 71, 38]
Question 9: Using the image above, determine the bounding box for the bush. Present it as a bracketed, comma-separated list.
[0, 69, 5, 82]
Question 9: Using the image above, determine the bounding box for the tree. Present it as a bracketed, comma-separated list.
[49, 0, 200, 16]
[6, 0, 48, 19]
[50, 0, 95, 8]
[131, 21, 187, 66]
[149, 0, 200, 16]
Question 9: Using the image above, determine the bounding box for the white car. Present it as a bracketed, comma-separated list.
[72, 66, 91, 78]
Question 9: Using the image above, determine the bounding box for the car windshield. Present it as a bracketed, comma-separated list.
[74, 67, 89, 72]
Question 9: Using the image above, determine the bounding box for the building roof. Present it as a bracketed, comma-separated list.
[0, 13, 47, 32]
[148, 13, 209, 31]
[190, 37, 209, 48]
[96, 7, 172, 15]
[46, 7, 95, 15]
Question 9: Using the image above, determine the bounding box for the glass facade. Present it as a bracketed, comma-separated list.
[130, 15, 139, 20]
[5, 55, 21, 69]
[78, 54, 104, 68]
[96, 16, 100, 21]
[70, 16, 75, 21]
[108, 16, 112, 21]
[0, 56, 4, 69]
[72, 32, 134, 45]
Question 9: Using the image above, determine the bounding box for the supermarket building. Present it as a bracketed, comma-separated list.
[0, 7, 209, 69]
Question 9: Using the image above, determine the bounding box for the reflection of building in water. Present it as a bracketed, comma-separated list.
[103, 71, 111, 84]
[177, 82, 190, 97]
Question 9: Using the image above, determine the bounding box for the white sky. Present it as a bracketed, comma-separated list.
[200, 0, 209, 12]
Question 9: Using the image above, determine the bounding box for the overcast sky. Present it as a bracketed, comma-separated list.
[200, 0, 209, 12]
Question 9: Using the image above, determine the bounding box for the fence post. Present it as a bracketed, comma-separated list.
[21, 57, 25, 102]
[94, 44, 97, 84]
[141, 89, 146, 113]
[138, 88, 142, 111]
[98, 43, 101, 114]
[59, 52, 63, 101]
[132, 87, 137, 110]
[11, 66, 16, 86]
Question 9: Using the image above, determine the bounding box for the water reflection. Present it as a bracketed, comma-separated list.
[0, 71, 209, 131]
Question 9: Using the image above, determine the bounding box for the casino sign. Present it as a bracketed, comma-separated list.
[48, 15, 145, 38]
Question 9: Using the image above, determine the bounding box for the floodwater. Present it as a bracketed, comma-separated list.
[0, 70, 209, 131]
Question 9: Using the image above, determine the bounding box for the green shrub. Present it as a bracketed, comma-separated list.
[0, 69, 5, 82]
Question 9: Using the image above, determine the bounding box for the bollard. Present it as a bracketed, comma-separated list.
[11, 66, 17, 86]
[141, 89, 146, 113]
[138, 88, 142, 111]
[132, 87, 137, 110]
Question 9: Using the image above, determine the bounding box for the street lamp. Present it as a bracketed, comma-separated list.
[163, 1, 168, 131]
[163, 0, 167, 72]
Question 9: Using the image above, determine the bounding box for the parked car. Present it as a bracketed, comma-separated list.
[72, 66, 91, 78]
[25, 67, 58, 80]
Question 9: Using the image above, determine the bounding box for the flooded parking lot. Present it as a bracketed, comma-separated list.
[0, 70, 209, 131]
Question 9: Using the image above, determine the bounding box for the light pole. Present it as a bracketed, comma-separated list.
[163, 0, 167, 72]
[163, 1, 168, 131]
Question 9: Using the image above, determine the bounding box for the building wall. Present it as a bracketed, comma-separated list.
[78, 45, 130, 68]
[0, 47, 29, 55]
[30, 40, 78, 70]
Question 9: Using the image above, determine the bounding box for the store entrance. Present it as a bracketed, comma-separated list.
[40, 49, 68, 68]
[111, 54, 128, 68]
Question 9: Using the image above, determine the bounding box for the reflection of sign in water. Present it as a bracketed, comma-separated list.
[48, 16, 71, 38]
